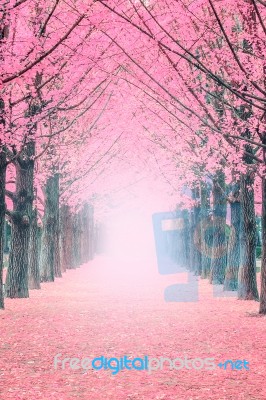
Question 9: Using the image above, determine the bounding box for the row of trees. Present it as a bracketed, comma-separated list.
[163, 177, 259, 300]
[0, 0, 122, 308]
[1, 0, 266, 314]
[94, 0, 266, 313]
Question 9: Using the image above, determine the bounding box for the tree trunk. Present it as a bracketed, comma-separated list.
[0, 151, 7, 309]
[72, 211, 82, 268]
[59, 205, 68, 273]
[194, 199, 202, 276]
[88, 205, 94, 260]
[238, 173, 259, 300]
[80, 204, 90, 263]
[210, 171, 227, 285]
[180, 209, 190, 268]
[259, 176, 266, 313]
[54, 214, 61, 278]
[4, 218, 9, 253]
[6, 141, 35, 298]
[188, 188, 202, 274]
[60, 204, 74, 270]
[200, 182, 212, 279]
[53, 176, 61, 278]
[28, 208, 40, 289]
[66, 208, 75, 269]
[189, 210, 196, 272]
[40, 174, 61, 282]
[224, 184, 241, 291]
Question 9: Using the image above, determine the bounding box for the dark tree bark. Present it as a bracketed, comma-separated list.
[67, 212, 75, 269]
[200, 182, 212, 279]
[28, 208, 40, 289]
[189, 187, 202, 274]
[259, 176, 266, 313]
[88, 205, 94, 260]
[40, 174, 61, 282]
[193, 191, 202, 276]
[0, 151, 7, 309]
[53, 177, 61, 278]
[168, 210, 181, 266]
[54, 215, 61, 278]
[72, 211, 82, 268]
[189, 210, 196, 272]
[59, 204, 75, 270]
[3, 218, 9, 253]
[210, 171, 227, 285]
[6, 141, 35, 298]
[238, 173, 259, 300]
[180, 209, 190, 268]
[224, 184, 241, 291]
[80, 204, 90, 263]
[59, 204, 68, 273]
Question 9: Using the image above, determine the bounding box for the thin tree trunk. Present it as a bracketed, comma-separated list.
[210, 171, 227, 285]
[224, 184, 241, 291]
[238, 173, 259, 300]
[0, 151, 7, 308]
[53, 176, 61, 278]
[88, 205, 94, 260]
[259, 176, 266, 313]
[176, 209, 188, 268]
[81, 204, 90, 263]
[54, 215, 61, 278]
[200, 182, 212, 278]
[66, 209, 75, 269]
[194, 196, 202, 276]
[59, 204, 68, 273]
[181, 209, 190, 269]
[28, 208, 40, 289]
[189, 188, 202, 274]
[189, 210, 196, 272]
[72, 211, 82, 268]
[40, 174, 61, 282]
[3, 218, 9, 253]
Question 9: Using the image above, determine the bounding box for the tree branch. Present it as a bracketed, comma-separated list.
[3, 15, 85, 84]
